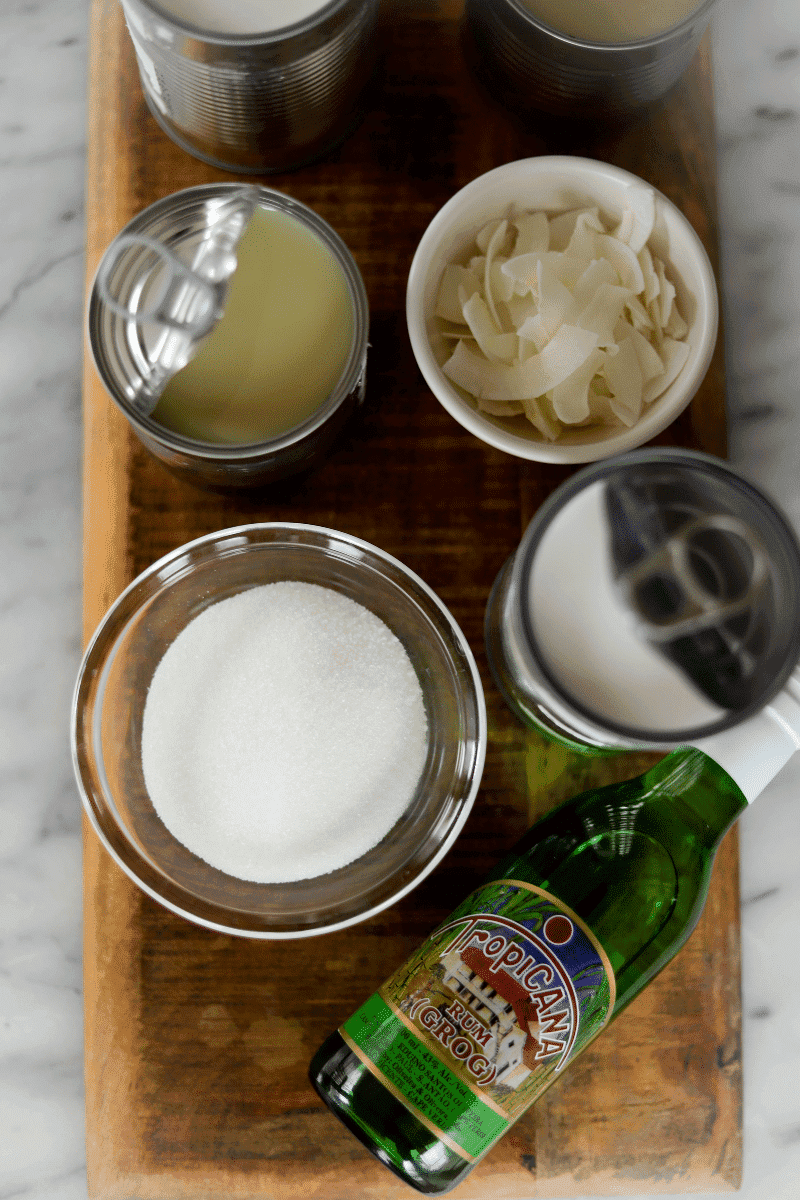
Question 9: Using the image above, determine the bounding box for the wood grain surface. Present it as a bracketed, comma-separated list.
[81, 1, 741, 1196]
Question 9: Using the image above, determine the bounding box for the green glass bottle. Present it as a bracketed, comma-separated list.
[309, 446, 800, 1193]
[308, 745, 757, 1195]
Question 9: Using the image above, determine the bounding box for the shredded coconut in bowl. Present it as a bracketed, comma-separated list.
[435, 185, 691, 442]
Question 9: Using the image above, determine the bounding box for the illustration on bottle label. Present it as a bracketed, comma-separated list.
[341, 880, 616, 1162]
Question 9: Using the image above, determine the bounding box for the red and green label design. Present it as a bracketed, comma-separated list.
[341, 880, 615, 1162]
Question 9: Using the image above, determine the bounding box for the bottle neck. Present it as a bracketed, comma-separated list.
[641, 747, 748, 849]
[692, 667, 800, 803]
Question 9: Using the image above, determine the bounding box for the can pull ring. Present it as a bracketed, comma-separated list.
[616, 513, 772, 643]
[94, 185, 260, 414]
[96, 234, 222, 334]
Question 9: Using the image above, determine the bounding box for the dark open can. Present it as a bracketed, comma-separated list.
[485, 449, 800, 752]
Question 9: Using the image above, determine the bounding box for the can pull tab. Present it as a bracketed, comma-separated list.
[94, 185, 260, 414]
[617, 513, 772, 643]
[606, 471, 780, 712]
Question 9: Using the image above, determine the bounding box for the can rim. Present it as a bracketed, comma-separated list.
[122, 0, 358, 46]
[487, 0, 717, 54]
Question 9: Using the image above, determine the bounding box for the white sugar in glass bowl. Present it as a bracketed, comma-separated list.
[406, 156, 718, 464]
[71, 524, 486, 939]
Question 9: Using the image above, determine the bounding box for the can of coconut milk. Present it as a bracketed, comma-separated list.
[120, 0, 380, 172]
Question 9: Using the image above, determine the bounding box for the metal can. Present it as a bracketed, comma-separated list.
[463, 0, 716, 120]
[87, 184, 369, 490]
[484, 449, 800, 753]
[120, 0, 380, 172]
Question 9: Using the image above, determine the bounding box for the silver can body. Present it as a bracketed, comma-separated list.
[87, 184, 369, 490]
[464, 0, 716, 119]
[121, 0, 380, 172]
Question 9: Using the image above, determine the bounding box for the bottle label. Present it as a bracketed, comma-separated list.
[341, 880, 615, 1162]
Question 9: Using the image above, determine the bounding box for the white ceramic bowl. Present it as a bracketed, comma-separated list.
[406, 156, 719, 464]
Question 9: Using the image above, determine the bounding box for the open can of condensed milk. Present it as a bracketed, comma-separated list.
[120, 0, 380, 172]
[485, 449, 800, 753]
[87, 184, 369, 489]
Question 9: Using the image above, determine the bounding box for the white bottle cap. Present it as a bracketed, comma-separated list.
[693, 667, 800, 801]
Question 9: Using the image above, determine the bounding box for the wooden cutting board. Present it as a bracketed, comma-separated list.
[81, 1, 741, 1195]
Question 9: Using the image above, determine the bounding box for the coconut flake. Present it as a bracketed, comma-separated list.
[664, 302, 688, 340]
[436, 264, 480, 323]
[638, 244, 660, 307]
[484, 220, 509, 326]
[654, 255, 677, 329]
[613, 185, 656, 253]
[550, 348, 606, 424]
[462, 291, 517, 363]
[575, 283, 634, 347]
[478, 397, 525, 417]
[513, 211, 549, 255]
[643, 337, 690, 403]
[602, 336, 644, 426]
[596, 233, 646, 294]
[516, 259, 573, 346]
[547, 208, 584, 251]
[476, 218, 508, 255]
[521, 394, 561, 441]
[570, 257, 619, 313]
[625, 323, 666, 383]
[564, 209, 605, 262]
[487, 258, 515, 306]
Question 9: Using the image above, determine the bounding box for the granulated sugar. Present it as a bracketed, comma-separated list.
[141, 582, 429, 883]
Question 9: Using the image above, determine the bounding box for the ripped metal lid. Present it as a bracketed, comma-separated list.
[90, 185, 259, 415]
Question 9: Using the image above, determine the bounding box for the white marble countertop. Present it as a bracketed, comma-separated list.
[1, 1, 798, 1197]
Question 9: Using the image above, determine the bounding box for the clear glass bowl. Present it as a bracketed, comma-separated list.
[72, 524, 487, 938]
